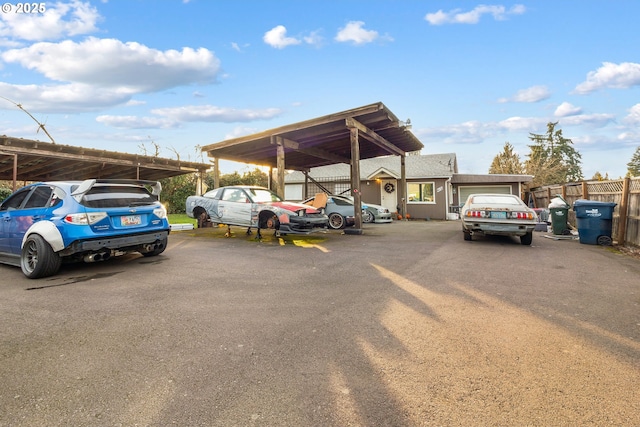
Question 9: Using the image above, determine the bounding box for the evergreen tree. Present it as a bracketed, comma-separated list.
[489, 142, 523, 174]
[591, 171, 609, 181]
[627, 146, 640, 177]
[524, 122, 583, 185]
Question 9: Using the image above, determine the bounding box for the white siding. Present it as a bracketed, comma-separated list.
[285, 184, 303, 201]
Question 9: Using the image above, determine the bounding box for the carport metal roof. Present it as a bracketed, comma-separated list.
[201, 102, 424, 170]
[0, 136, 210, 184]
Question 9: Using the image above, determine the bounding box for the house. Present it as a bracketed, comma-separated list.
[285, 153, 457, 220]
[284, 153, 533, 220]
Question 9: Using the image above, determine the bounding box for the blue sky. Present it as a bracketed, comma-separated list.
[0, 1, 639, 179]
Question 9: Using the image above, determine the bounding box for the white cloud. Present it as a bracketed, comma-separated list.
[418, 120, 496, 144]
[0, 81, 132, 113]
[425, 4, 526, 25]
[623, 103, 640, 124]
[151, 105, 283, 123]
[499, 85, 550, 103]
[574, 62, 640, 94]
[616, 131, 640, 144]
[96, 105, 284, 129]
[554, 102, 582, 117]
[1, 37, 220, 93]
[303, 30, 324, 47]
[225, 126, 261, 140]
[558, 113, 615, 128]
[96, 115, 177, 129]
[335, 21, 386, 45]
[0, 0, 100, 41]
[263, 25, 301, 49]
[497, 116, 547, 131]
[500, 112, 613, 130]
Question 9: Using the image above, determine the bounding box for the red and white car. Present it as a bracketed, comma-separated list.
[461, 193, 538, 245]
[186, 186, 328, 238]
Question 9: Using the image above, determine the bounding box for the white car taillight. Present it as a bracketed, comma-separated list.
[65, 212, 108, 225]
[465, 210, 487, 218]
[510, 212, 534, 219]
[154, 205, 167, 219]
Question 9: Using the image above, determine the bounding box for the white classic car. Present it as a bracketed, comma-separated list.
[460, 193, 538, 245]
[186, 186, 328, 238]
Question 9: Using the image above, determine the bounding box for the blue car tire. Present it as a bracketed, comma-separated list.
[21, 234, 62, 279]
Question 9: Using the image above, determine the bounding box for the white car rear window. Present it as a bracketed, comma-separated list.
[471, 195, 520, 205]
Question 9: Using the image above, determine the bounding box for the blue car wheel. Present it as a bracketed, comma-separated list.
[21, 234, 62, 279]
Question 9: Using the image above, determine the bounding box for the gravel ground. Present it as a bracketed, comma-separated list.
[0, 220, 638, 426]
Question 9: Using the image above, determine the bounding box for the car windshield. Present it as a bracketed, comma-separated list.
[331, 196, 353, 206]
[470, 195, 520, 205]
[248, 188, 281, 203]
[80, 185, 157, 208]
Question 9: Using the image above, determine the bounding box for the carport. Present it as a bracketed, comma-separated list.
[201, 102, 423, 233]
[0, 136, 210, 190]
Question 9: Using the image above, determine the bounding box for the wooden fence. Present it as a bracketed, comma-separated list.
[530, 177, 640, 247]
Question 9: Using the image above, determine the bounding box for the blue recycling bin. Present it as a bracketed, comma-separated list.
[572, 200, 617, 245]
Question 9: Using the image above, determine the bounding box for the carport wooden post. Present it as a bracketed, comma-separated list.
[400, 155, 407, 219]
[274, 136, 286, 198]
[303, 171, 309, 199]
[195, 169, 205, 196]
[12, 154, 17, 191]
[213, 158, 220, 189]
[349, 126, 363, 232]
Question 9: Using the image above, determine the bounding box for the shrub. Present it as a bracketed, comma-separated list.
[0, 187, 13, 202]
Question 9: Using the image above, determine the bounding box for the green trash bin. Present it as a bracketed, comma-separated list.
[550, 206, 569, 235]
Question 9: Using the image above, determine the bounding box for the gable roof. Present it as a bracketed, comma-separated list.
[451, 173, 533, 184]
[284, 153, 458, 182]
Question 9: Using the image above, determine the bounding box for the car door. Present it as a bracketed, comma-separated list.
[0, 187, 34, 254]
[217, 188, 252, 226]
[7, 185, 55, 253]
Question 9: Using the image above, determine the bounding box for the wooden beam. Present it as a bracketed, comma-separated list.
[276, 137, 350, 164]
[345, 117, 405, 156]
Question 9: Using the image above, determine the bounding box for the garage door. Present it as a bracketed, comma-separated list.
[459, 185, 511, 205]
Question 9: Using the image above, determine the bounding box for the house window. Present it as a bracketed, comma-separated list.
[407, 182, 435, 203]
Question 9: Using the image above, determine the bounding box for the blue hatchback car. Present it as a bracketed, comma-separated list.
[0, 179, 170, 278]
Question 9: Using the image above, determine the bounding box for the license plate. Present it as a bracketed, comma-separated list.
[490, 211, 507, 219]
[121, 215, 141, 226]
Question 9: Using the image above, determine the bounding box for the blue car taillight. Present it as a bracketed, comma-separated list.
[153, 205, 168, 219]
[64, 212, 108, 225]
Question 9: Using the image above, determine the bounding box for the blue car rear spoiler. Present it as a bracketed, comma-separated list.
[71, 179, 162, 201]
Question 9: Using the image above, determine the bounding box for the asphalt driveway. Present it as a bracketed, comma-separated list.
[0, 221, 638, 426]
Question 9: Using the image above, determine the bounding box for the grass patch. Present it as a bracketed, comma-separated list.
[168, 213, 196, 226]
